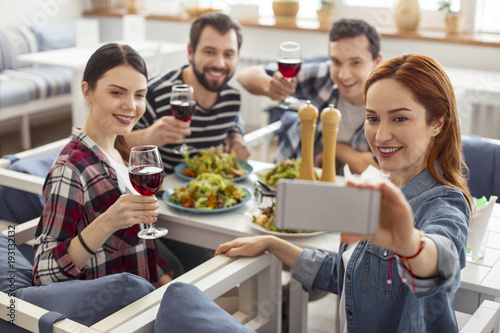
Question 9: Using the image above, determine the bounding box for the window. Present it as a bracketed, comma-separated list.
[343, 0, 460, 11]
[252, 0, 496, 33]
[475, 0, 500, 33]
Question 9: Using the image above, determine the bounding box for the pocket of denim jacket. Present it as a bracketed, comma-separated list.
[364, 244, 409, 297]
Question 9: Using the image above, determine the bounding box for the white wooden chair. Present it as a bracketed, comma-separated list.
[458, 300, 500, 333]
[0, 218, 282, 332]
[0, 124, 285, 332]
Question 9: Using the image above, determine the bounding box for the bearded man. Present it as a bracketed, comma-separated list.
[126, 12, 249, 173]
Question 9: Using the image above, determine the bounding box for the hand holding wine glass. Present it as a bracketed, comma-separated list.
[129, 145, 168, 239]
[277, 41, 302, 109]
[171, 84, 196, 154]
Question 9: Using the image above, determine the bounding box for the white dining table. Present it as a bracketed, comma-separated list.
[16, 40, 186, 128]
[156, 160, 341, 333]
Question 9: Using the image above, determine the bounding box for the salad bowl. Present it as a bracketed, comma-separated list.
[174, 161, 253, 182]
[163, 174, 252, 214]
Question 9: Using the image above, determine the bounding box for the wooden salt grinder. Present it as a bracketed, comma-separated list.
[320, 104, 342, 182]
[298, 101, 319, 180]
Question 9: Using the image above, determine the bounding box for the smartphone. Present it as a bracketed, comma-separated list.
[275, 179, 381, 235]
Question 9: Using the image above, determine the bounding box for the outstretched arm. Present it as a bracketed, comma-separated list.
[125, 116, 191, 148]
[336, 143, 379, 174]
[237, 66, 296, 101]
[342, 179, 439, 279]
[215, 235, 302, 269]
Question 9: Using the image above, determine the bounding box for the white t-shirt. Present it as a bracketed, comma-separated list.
[335, 95, 366, 144]
[339, 241, 359, 333]
[101, 150, 139, 195]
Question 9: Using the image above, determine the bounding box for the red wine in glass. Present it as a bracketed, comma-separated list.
[171, 84, 196, 154]
[129, 166, 164, 196]
[129, 145, 168, 239]
[170, 100, 196, 122]
[278, 58, 302, 79]
[277, 41, 302, 109]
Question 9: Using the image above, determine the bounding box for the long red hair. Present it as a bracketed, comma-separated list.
[364, 54, 472, 209]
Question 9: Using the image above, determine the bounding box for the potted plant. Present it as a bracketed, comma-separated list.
[438, 0, 464, 34]
[272, 0, 300, 24]
[316, 0, 334, 28]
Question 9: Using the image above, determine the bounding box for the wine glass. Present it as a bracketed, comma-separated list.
[277, 41, 302, 109]
[129, 145, 169, 239]
[171, 84, 196, 154]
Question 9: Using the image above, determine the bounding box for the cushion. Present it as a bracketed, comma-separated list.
[0, 152, 58, 223]
[0, 25, 38, 71]
[1, 66, 72, 101]
[0, 233, 34, 294]
[462, 136, 500, 198]
[0, 79, 31, 107]
[0, 233, 155, 328]
[17, 273, 154, 326]
[32, 20, 76, 52]
[154, 282, 255, 333]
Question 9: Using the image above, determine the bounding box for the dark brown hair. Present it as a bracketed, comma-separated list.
[82, 43, 147, 161]
[329, 19, 380, 60]
[189, 12, 243, 52]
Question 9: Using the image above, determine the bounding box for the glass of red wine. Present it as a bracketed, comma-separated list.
[277, 41, 302, 109]
[171, 84, 196, 154]
[129, 145, 168, 239]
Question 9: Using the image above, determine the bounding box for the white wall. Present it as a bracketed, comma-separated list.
[0, 0, 84, 29]
[139, 19, 500, 72]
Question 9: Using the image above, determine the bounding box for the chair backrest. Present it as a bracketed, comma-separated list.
[462, 135, 500, 199]
[459, 300, 500, 333]
[0, 138, 67, 223]
[0, 153, 58, 223]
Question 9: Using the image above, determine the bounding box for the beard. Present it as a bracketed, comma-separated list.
[191, 59, 233, 92]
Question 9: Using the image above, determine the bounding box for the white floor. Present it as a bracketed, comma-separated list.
[308, 292, 339, 333]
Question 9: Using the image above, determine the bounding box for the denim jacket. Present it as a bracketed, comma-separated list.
[293, 169, 470, 332]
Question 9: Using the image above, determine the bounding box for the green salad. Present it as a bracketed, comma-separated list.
[168, 173, 247, 210]
[258, 158, 301, 186]
[182, 147, 246, 179]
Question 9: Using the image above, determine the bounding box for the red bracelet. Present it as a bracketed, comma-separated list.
[387, 231, 426, 293]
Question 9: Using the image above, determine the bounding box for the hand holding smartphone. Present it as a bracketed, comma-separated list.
[275, 179, 381, 235]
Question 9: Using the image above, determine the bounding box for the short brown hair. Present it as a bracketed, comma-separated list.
[189, 12, 243, 52]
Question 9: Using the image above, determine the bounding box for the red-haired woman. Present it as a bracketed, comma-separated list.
[216, 54, 471, 332]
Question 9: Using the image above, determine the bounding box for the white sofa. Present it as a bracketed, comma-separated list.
[0, 21, 74, 150]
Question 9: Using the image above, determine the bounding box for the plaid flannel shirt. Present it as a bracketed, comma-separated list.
[267, 61, 370, 162]
[33, 128, 171, 286]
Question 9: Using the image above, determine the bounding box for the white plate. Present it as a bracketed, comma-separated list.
[256, 167, 345, 191]
[244, 210, 325, 238]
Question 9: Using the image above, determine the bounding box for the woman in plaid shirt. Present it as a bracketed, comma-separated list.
[32, 44, 173, 287]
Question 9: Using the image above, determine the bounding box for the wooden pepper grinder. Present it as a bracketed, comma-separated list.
[298, 100, 319, 180]
[320, 104, 342, 182]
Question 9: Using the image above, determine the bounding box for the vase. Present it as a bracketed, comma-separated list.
[91, 0, 114, 10]
[272, 0, 299, 24]
[123, 0, 141, 14]
[445, 14, 464, 34]
[394, 0, 420, 31]
[316, 8, 334, 29]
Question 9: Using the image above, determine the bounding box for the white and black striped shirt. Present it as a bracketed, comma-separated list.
[135, 66, 244, 173]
